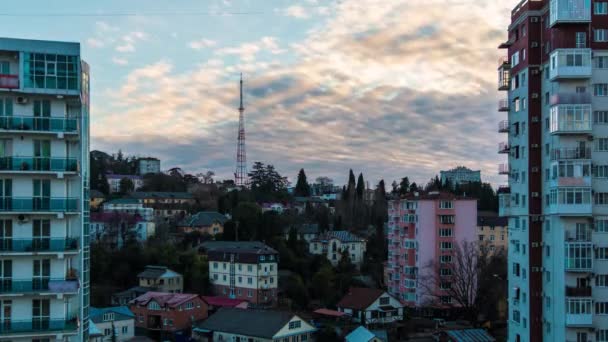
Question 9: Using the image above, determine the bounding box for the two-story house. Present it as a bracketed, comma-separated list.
[111, 266, 183, 305]
[129, 292, 208, 341]
[130, 191, 195, 218]
[176, 211, 227, 236]
[337, 288, 404, 325]
[201, 241, 279, 307]
[89, 306, 135, 341]
[309, 230, 367, 267]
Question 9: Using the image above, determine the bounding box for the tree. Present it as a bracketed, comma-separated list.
[294, 169, 311, 197]
[311, 265, 337, 306]
[285, 274, 309, 309]
[356, 173, 365, 199]
[248, 162, 289, 201]
[399, 177, 410, 195]
[232, 202, 262, 240]
[198, 171, 215, 184]
[119, 177, 134, 194]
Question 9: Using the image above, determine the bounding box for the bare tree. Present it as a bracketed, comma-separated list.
[197, 171, 215, 184]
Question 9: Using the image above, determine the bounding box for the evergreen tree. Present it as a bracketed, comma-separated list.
[356, 173, 365, 199]
[294, 168, 311, 197]
[410, 182, 419, 192]
[399, 177, 410, 195]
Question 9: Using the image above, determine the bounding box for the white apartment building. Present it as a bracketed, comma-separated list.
[499, 1, 608, 341]
[137, 158, 160, 176]
[0, 38, 90, 340]
[309, 230, 367, 268]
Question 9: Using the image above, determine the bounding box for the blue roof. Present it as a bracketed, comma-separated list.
[445, 329, 495, 342]
[90, 306, 135, 321]
[316, 230, 364, 243]
[89, 320, 102, 336]
[346, 326, 376, 342]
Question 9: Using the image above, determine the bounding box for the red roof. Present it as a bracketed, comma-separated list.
[313, 308, 346, 317]
[131, 292, 200, 308]
[337, 287, 385, 310]
[202, 296, 248, 308]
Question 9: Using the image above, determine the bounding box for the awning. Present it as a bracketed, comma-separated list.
[192, 328, 211, 333]
[378, 305, 396, 312]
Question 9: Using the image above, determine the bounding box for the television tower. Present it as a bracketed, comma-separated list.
[235, 74, 248, 187]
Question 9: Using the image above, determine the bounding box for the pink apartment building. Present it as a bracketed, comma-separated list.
[385, 192, 477, 308]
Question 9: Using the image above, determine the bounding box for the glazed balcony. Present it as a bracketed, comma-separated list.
[565, 242, 593, 271]
[498, 99, 509, 112]
[0, 278, 79, 294]
[0, 115, 78, 134]
[0, 197, 79, 213]
[550, 104, 592, 135]
[498, 192, 511, 217]
[0, 157, 78, 173]
[565, 286, 592, 297]
[565, 228, 593, 242]
[498, 120, 509, 133]
[550, 92, 591, 106]
[0, 238, 79, 253]
[498, 142, 510, 154]
[498, 163, 510, 175]
[565, 298, 593, 327]
[550, 0, 591, 27]
[549, 49, 592, 80]
[550, 148, 591, 161]
[498, 57, 510, 91]
[0, 74, 18, 89]
[0, 318, 78, 336]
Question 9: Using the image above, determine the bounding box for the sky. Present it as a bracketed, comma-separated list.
[0, 0, 521, 187]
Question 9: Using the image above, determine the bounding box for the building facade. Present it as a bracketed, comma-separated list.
[439, 166, 482, 186]
[309, 230, 367, 267]
[385, 192, 477, 307]
[498, 1, 608, 341]
[478, 211, 509, 253]
[137, 158, 160, 176]
[105, 174, 143, 193]
[337, 287, 404, 325]
[203, 241, 279, 306]
[137, 265, 183, 293]
[130, 191, 194, 218]
[0, 37, 90, 340]
[89, 306, 135, 342]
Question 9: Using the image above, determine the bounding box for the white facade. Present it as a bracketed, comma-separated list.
[137, 158, 160, 176]
[92, 318, 134, 341]
[210, 315, 316, 342]
[0, 38, 90, 340]
[106, 175, 143, 193]
[338, 292, 404, 325]
[102, 201, 153, 221]
[209, 260, 278, 294]
[309, 232, 367, 267]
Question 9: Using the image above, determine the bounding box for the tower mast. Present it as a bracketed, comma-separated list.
[235, 74, 248, 187]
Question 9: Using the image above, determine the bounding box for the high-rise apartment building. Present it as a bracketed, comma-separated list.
[498, 1, 608, 341]
[0, 37, 90, 340]
[385, 192, 477, 308]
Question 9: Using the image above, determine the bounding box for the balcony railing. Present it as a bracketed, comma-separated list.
[565, 229, 592, 242]
[498, 99, 509, 112]
[0, 278, 79, 294]
[550, 0, 591, 26]
[0, 238, 78, 252]
[550, 148, 591, 160]
[498, 163, 510, 175]
[498, 56, 510, 69]
[0, 197, 79, 213]
[0, 318, 78, 335]
[498, 142, 510, 154]
[550, 104, 592, 134]
[550, 92, 591, 106]
[566, 286, 592, 297]
[0, 157, 78, 173]
[498, 63, 510, 91]
[499, 193, 511, 217]
[498, 120, 509, 133]
[0, 116, 78, 133]
[549, 49, 592, 80]
[0, 74, 19, 89]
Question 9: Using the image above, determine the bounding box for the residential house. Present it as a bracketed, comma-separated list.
[345, 326, 388, 342]
[102, 198, 154, 221]
[106, 174, 144, 193]
[137, 157, 161, 175]
[90, 189, 106, 210]
[261, 202, 288, 213]
[90, 306, 135, 341]
[293, 196, 327, 214]
[177, 211, 227, 236]
[90, 212, 155, 248]
[439, 166, 481, 187]
[337, 288, 404, 325]
[191, 308, 316, 342]
[112, 287, 152, 306]
[433, 329, 495, 342]
[130, 191, 195, 218]
[201, 241, 279, 306]
[129, 292, 208, 341]
[309, 230, 367, 267]
[477, 211, 508, 254]
[284, 223, 321, 243]
[137, 265, 183, 293]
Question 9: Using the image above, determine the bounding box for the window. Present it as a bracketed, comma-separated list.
[440, 242, 453, 250]
[104, 328, 111, 336]
[596, 84, 608, 96]
[103, 313, 115, 322]
[514, 98, 520, 112]
[596, 275, 608, 287]
[548, 188, 592, 205]
[148, 301, 161, 310]
[301, 334, 309, 341]
[440, 281, 451, 290]
[289, 320, 302, 329]
[439, 228, 453, 237]
[597, 193, 608, 205]
[439, 215, 454, 224]
[597, 302, 608, 315]
[248, 290, 253, 297]
[513, 263, 520, 277]
[598, 56, 608, 69]
[379, 297, 390, 305]
[247, 265, 253, 272]
[522, 48, 526, 61]
[23, 53, 79, 90]
[595, 111, 608, 124]
[512, 51, 520, 67]
[247, 277, 253, 284]
[596, 218, 608, 232]
[596, 2, 608, 14]
[597, 247, 608, 260]
[596, 29, 608, 42]
[440, 255, 452, 263]
[440, 268, 452, 276]
[185, 302, 194, 310]
[439, 201, 453, 209]
[598, 329, 608, 342]
[577, 32, 587, 48]
[122, 326, 128, 334]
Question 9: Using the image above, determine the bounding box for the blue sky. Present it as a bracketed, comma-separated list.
[0, 0, 519, 187]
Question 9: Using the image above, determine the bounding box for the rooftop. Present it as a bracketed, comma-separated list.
[202, 296, 248, 308]
[313, 230, 364, 243]
[346, 326, 387, 342]
[199, 241, 278, 254]
[90, 306, 135, 321]
[477, 211, 508, 227]
[130, 292, 200, 309]
[137, 265, 181, 279]
[130, 191, 193, 199]
[180, 211, 228, 227]
[337, 287, 386, 310]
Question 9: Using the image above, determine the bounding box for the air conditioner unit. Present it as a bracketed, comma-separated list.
[17, 214, 29, 224]
[531, 42, 539, 48]
[531, 17, 539, 23]
[532, 192, 540, 197]
[532, 116, 539, 122]
[531, 93, 539, 99]
[532, 167, 539, 172]
[531, 69, 540, 75]
[531, 144, 539, 148]
[16, 96, 28, 105]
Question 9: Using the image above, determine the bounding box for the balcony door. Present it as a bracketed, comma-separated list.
[32, 259, 50, 291]
[33, 100, 50, 131]
[33, 140, 50, 171]
[32, 220, 50, 251]
[0, 180, 12, 211]
[1, 300, 11, 332]
[0, 260, 12, 292]
[0, 220, 12, 252]
[32, 299, 49, 330]
[33, 179, 50, 211]
[0, 98, 12, 129]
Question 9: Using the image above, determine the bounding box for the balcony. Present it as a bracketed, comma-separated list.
[550, 92, 591, 106]
[498, 99, 509, 112]
[565, 298, 593, 327]
[0, 238, 78, 253]
[550, 148, 591, 161]
[0, 197, 79, 213]
[0, 157, 78, 173]
[550, 104, 592, 135]
[0, 74, 19, 89]
[0, 318, 78, 335]
[498, 163, 510, 175]
[550, 0, 591, 26]
[498, 120, 509, 133]
[0, 116, 78, 134]
[498, 57, 510, 91]
[565, 242, 593, 271]
[566, 286, 592, 297]
[0, 278, 79, 294]
[498, 193, 511, 217]
[498, 142, 510, 154]
[549, 49, 592, 80]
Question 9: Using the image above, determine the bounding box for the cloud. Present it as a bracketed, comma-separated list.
[116, 31, 147, 53]
[92, 0, 519, 186]
[188, 39, 217, 50]
[86, 38, 105, 48]
[112, 56, 129, 65]
[285, 5, 310, 19]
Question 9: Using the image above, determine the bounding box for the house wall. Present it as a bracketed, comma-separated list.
[130, 296, 207, 332]
[94, 318, 135, 341]
[308, 238, 366, 267]
[273, 315, 317, 339]
[209, 260, 278, 305]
